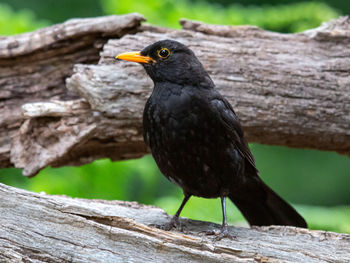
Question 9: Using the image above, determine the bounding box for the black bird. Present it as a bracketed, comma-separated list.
[116, 40, 307, 237]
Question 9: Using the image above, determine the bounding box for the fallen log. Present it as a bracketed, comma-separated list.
[1, 183, 349, 262]
[0, 15, 349, 176]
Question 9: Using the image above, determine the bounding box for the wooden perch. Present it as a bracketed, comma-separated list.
[1, 15, 350, 177]
[1, 183, 349, 262]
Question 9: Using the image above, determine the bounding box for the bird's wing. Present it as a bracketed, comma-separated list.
[209, 95, 257, 172]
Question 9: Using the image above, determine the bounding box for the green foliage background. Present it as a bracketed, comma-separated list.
[0, 0, 349, 234]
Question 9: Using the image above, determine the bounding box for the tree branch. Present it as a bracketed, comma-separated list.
[1, 183, 349, 262]
[0, 15, 349, 176]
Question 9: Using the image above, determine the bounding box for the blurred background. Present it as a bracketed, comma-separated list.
[0, 0, 349, 234]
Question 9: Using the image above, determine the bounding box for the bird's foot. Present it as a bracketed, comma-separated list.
[149, 216, 184, 231]
[203, 225, 235, 241]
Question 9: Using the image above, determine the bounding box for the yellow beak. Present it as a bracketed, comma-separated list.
[115, 51, 155, 64]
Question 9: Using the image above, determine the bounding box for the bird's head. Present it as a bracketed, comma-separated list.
[115, 39, 213, 87]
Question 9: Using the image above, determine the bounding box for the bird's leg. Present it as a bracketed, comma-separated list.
[217, 196, 230, 239]
[151, 193, 191, 231]
[204, 196, 235, 240]
[167, 193, 191, 230]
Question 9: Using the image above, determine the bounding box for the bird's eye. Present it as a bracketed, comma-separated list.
[158, 48, 170, 59]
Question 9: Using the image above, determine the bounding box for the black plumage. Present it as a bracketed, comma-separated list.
[116, 40, 307, 237]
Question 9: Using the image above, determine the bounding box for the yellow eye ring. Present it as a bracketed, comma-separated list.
[157, 48, 170, 59]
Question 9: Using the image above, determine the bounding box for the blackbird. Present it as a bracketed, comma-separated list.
[116, 40, 307, 237]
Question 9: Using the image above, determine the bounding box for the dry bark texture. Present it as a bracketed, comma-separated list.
[0, 15, 349, 177]
[0, 14, 146, 175]
[1, 183, 349, 263]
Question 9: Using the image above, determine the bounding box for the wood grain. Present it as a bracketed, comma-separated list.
[1, 183, 349, 262]
[0, 15, 349, 177]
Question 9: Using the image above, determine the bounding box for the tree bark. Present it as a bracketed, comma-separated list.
[0, 14, 146, 175]
[0, 15, 349, 177]
[0, 183, 349, 263]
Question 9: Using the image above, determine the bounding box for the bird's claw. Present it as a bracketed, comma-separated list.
[149, 216, 184, 231]
[203, 225, 235, 241]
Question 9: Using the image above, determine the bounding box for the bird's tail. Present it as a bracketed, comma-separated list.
[229, 175, 307, 228]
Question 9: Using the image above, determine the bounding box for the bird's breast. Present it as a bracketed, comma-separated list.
[144, 86, 209, 147]
[143, 86, 238, 197]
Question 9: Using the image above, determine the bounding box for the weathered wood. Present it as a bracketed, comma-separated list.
[1, 15, 350, 176]
[0, 183, 349, 263]
[92, 17, 350, 156]
[0, 13, 145, 171]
